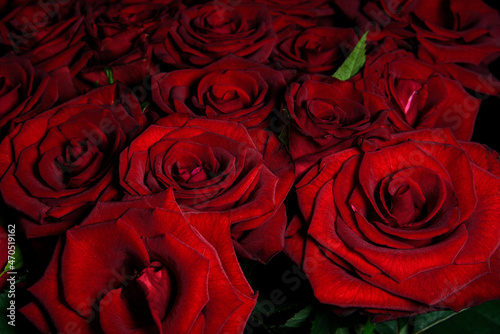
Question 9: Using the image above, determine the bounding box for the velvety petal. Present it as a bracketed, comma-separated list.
[61, 220, 150, 318]
[454, 164, 500, 264]
[303, 240, 421, 311]
[27, 241, 93, 333]
[99, 288, 157, 334]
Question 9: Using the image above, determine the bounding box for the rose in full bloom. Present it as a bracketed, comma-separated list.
[0, 0, 91, 100]
[411, 0, 500, 95]
[337, 0, 500, 95]
[356, 41, 481, 141]
[119, 114, 295, 262]
[0, 53, 58, 137]
[272, 26, 357, 74]
[152, 54, 287, 128]
[0, 83, 147, 238]
[409, 0, 500, 66]
[22, 192, 256, 333]
[286, 128, 500, 320]
[285, 78, 392, 177]
[152, 1, 277, 67]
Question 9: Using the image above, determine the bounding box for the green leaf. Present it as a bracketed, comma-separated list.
[412, 309, 458, 333]
[375, 317, 410, 334]
[311, 308, 340, 334]
[140, 101, 150, 112]
[0, 245, 23, 278]
[374, 320, 397, 334]
[397, 318, 410, 334]
[281, 305, 313, 328]
[332, 31, 368, 81]
[417, 300, 500, 334]
[278, 124, 289, 146]
[363, 319, 376, 334]
[278, 107, 290, 146]
[104, 66, 114, 84]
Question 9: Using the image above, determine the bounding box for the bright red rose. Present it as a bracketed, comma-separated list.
[286, 128, 500, 320]
[0, 53, 58, 136]
[285, 78, 392, 177]
[22, 191, 256, 333]
[152, 1, 277, 67]
[272, 26, 358, 74]
[151, 55, 287, 128]
[357, 41, 481, 140]
[119, 114, 295, 262]
[0, 83, 148, 238]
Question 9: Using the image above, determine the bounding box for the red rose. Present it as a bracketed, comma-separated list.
[345, 0, 500, 95]
[0, 53, 58, 136]
[357, 41, 481, 140]
[151, 54, 287, 128]
[285, 128, 500, 320]
[410, 0, 500, 66]
[85, 0, 175, 63]
[77, 47, 160, 92]
[253, 0, 335, 33]
[0, 0, 91, 100]
[119, 114, 295, 262]
[152, 1, 276, 67]
[272, 26, 357, 74]
[0, 83, 148, 238]
[285, 78, 392, 177]
[74, 0, 171, 91]
[22, 191, 256, 333]
[408, 0, 500, 96]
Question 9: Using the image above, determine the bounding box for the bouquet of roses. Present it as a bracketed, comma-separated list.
[1, 0, 499, 333]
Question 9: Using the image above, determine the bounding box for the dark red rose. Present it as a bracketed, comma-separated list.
[285, 128, 500, 320]
[74, 0, 173, 91]
[0, 53, 58, 136]
[22, 192, 256, 333]
[333, 0, 416, 35]
[410, 0, 500, 66]
[357, 41, 481, 140]
[0, 0, 91, 100]
[253, 0, 335, 32]
[152, 1, 276, 67]
[85, 0, 175, 63]
[285, 78, 392, 177]
[342, 0, 500, 95]
[119, 114, 295, 262]
[0, 83, 148, 238]
[410, 0, 500, 95]
[76, 47, 160, 92]
[272, 26, 358, 74]
[151, 55, 287, 128]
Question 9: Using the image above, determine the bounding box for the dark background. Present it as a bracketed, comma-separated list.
[472, 0, 500, 152]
